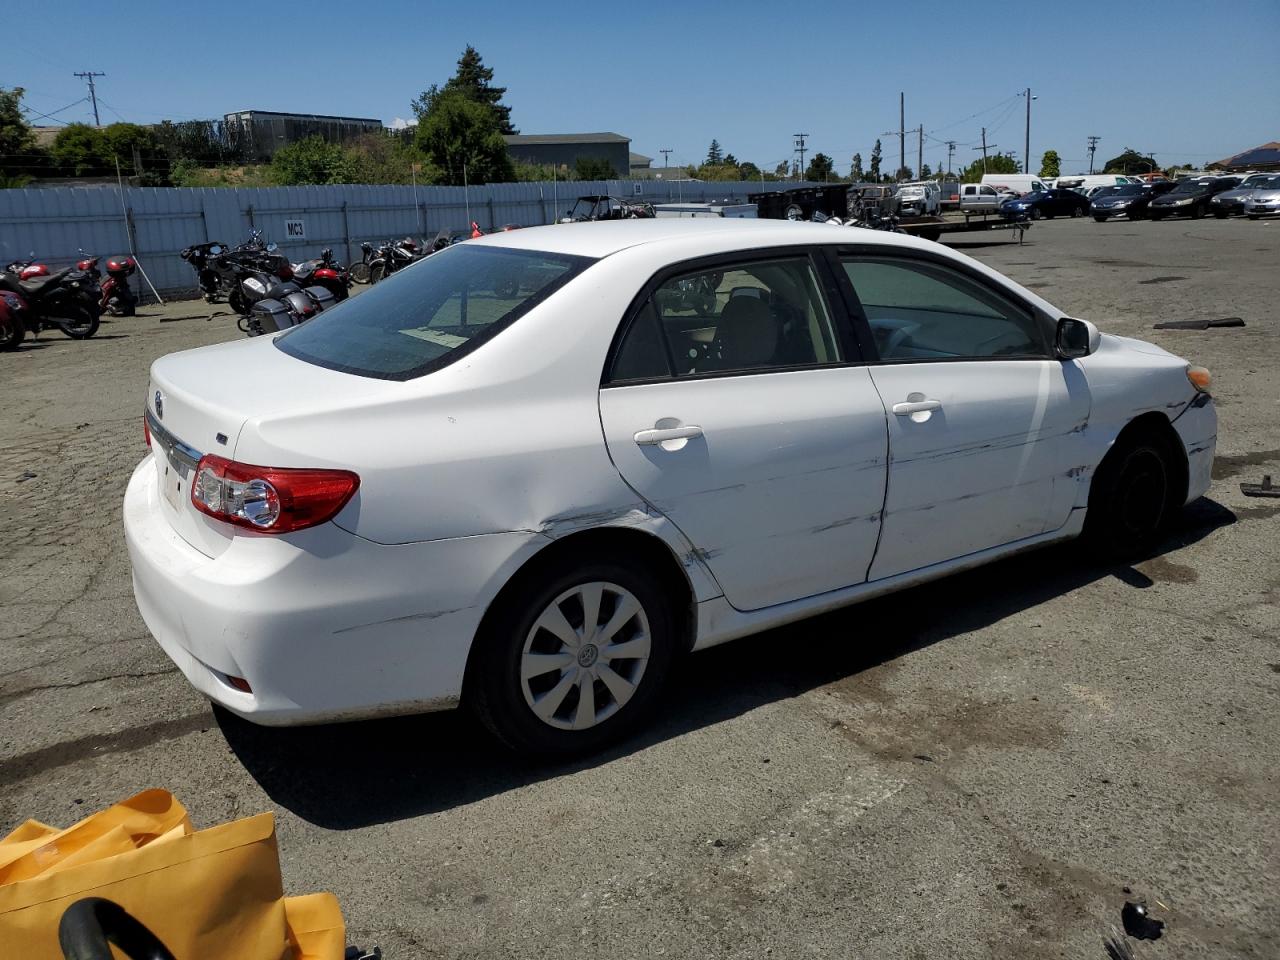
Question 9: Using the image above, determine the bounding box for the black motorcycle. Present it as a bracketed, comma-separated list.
[224, 260, 336, 337]
[348, 241, 376, 284]
[367, 237, 423, 284]
[180, 232, 291, 303]
[0, 266, 101, 339]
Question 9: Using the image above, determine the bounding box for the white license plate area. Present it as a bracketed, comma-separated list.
[157, 448, 191, 512]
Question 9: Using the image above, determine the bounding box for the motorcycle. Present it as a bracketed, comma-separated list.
[0, 290, 25, 350]
[5, 254, 49, 281]
[224, 260, 335, 337]
[290, 248, 349, 302]
[100, 257, 138, 316]
[180, 232, 291, 303]
[367, 237, 422, 284]
[348, 241, 376, 284]
[0, 265, 101, 340]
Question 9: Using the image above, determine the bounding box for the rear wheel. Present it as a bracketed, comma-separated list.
[1213, 209, 1228, 219]
[1030, 207, 1042, 220]
[368, 263, 386, 285]
[467, 554, 677, 757]
[1071, 205, 1085, 217]
[783, 203, 804, 221]
[1191, 204, 1205, 219]
[1083, 430, 1178, 561]
[1150, 211, 1164, 221]
[0, 309, 23, 351]
[348, 261, 371, 284]
[1093, 215, 1107, 222]
[54, 305, 99, 340]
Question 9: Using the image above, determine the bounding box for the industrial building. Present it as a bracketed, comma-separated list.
[223, 110, 385, 160]
[502, 133, 631, 177]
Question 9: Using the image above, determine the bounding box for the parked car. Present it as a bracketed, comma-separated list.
[1000, 188, 1091, 220]
[1090, 182, 1176, 221]
[1057, 174, 1144, 195]
[124, 220, 1217, 756]
[956, 183, 1005, 213]
[981, 173, 1050, 196]
[559, 195, 655, 222]
[1211, 173, 1276, 217]
[1243, 177, 1280, 218]
[895, 181, 941, 217]
[1148, 176, 1242, 220]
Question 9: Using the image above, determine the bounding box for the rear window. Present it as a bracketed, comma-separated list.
[275, 244, 593, 380]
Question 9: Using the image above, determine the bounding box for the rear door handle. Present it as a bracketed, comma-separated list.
[891, 399, 942, 416]
[634, 425, 703, 445]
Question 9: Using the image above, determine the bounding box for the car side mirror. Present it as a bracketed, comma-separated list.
[1056, 317, 1100, 359]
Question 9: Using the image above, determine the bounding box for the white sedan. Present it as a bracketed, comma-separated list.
[124, 220, 1217, 755]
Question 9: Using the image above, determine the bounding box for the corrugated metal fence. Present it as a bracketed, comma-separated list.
[0, 179, 820, 299]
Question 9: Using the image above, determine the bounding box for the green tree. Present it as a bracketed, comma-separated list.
[850, 153, 864, 181]
[270, 135, 359, 185]
[706, 139, 723, 165]
[722, 152, 737, 167]
[894, 165, 913, 181]
[50, 124, 108, 176]
[0, 87, 41, 177]
[343, 132, 435, 184]
[1103, 147, 1156, 174]
[957, 152, 1020, 183]
[414, 89, 514, 185]
[1038, 149, 1061, 178]
[869, 139, 882, 181]
[101, 123, 166, 179]
[413, 45, 517, 135]
[773, 160, 790, 178]
[738, 160, 761, 180]
[920, 162, 933, 179]
[806, 152, 834, 181]
[574, 156, 616, 180]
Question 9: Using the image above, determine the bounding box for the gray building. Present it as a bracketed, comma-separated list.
[224, 110, 385, 161]
[503, 133, 630, 177]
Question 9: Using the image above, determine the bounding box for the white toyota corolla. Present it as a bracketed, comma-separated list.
[124, 220, 1217, 755]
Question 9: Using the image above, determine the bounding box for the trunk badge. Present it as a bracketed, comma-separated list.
[154, 391, 164, 419]
[216, 433, 228, 446]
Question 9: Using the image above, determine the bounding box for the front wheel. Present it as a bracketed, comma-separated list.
[1213, 209, 1228, 219]
[348, 261, 371, 284]
[1083, 431, 1178, 561]
[1071, 205, 1084, 218]
[467, 555, 677, 757]
[54, 305, 100, 340]
[1150, 212, 1164, 221]
[0, 309, 23, 351]
[1093, 215, 1107, 222]
[1191, 204, 1205, 220]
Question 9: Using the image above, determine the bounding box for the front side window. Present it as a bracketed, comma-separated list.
[276, 245, 592, 380]
[842, 257, 1046, 361]
[641, 257, 841, 377]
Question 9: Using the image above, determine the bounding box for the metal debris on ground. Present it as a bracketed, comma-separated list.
[1152, 317, 1245, 330]
[1121, 901, 1165, 941]
[1240, 474, 1280, 498]
[1104, 927, 1137, 960]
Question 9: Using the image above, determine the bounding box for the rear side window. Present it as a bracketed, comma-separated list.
[612, 257, 841, 380]
[843, 257, 1046, 361]
[275, 245, 592, 380]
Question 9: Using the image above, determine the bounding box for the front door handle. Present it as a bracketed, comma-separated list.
[891, 399, 942, 416]
[634, 425, 703, 446]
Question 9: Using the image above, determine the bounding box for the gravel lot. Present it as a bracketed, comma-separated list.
[1, 216, 1277, 959]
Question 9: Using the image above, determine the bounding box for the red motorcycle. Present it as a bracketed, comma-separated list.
[0, 290, 26, 350]
[289, 248, 349, 301]
[101, 257, 138, 316]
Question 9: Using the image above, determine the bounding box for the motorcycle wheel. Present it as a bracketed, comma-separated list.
[0, 311, 24, 351]
[329, 279, 349, 301]
[54, 305, 100, 340]
[369, 263, 386, 284]
[349, 262, 371, 284]
[228, 288, 248, 316]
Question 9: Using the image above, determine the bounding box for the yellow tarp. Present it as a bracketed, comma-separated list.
[0, 789, 344, 960]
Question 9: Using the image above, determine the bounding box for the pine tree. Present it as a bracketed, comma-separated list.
[850, 153, 864, 181]
[706, 139, 723, 165]
[869, 139, 882, 181]
[412, 45, 517, 135]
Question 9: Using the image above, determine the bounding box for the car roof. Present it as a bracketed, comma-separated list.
[466, 218, 935, 259]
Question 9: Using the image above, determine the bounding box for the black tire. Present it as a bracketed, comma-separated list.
[1150, 211, 1164, 221]
[54, 305, 100, 340]
[1129, 207, 1144, 221]
[1071, 205, 1085, 217]
[783, 203, 804, 221]
[1191, 204, 1205, 220]
[1030, 207, 1042, 220]
[348, 261, 371, 284]
[0, 309, 23, 351]
[1083, 430, 1178, 561]
[368, 263, 386, 285]
[228, 288, 248, 317]
[1247, 214, 1259, 220]
[1093, 215, 1107, 223]
[467, 552, 677, 757]
[1213, 209, 1228, 219]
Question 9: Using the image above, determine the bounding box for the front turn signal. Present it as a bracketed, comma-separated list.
[1186, 365, 1212, 394]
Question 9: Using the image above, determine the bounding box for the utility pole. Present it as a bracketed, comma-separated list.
[1023, 87, 1032, 174]
[793, 133, 808, 180]
[73, 71, 105, 126]
[945, 140, 957, 177]
[917, 125, 923, 179]
[898, 92, 905, 181]
[974, 128, 996, 174]
[660, 148, 672, 169]
[1087, 136, 1101, 174]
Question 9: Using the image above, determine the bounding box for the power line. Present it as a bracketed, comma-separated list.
[20, 97, 87, 125]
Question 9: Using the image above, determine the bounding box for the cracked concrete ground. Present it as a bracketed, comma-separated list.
[1, 218, 1277, 958]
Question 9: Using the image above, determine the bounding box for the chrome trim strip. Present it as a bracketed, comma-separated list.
[145, 407, 203, 471]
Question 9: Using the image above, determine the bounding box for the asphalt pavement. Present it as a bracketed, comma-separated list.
[1, 215, 1277, 959]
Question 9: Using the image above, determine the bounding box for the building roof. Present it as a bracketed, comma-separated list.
[629, 152, 653, 166]
[503, 132, 629, 145]
[225, 110, 383, 124]
[1214, 141, 1280, 169]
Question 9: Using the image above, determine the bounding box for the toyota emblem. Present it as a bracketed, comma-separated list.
[154, 390, 164, 419]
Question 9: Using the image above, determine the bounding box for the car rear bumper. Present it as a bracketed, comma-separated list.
[123, 455, 546, 725]
[1172, 397, 1217, 505]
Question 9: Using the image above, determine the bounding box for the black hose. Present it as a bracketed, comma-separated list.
[58, 898, 177, 960]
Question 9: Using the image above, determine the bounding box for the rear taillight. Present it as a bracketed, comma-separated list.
[190, 454, 359, 534]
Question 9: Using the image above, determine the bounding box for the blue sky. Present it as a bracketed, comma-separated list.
[8, 0, 1279, 175]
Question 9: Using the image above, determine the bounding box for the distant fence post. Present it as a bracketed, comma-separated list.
[341, 200, 351, 263]
[246, 203, 255, 231]
[488, 197, 496, 231]
[199, 199, 210, 242]
[539, 186, 547, 226]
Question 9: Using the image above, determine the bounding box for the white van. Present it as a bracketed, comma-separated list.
[1056, 174, 1143, 195]
[981, 173, 1049, 196]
